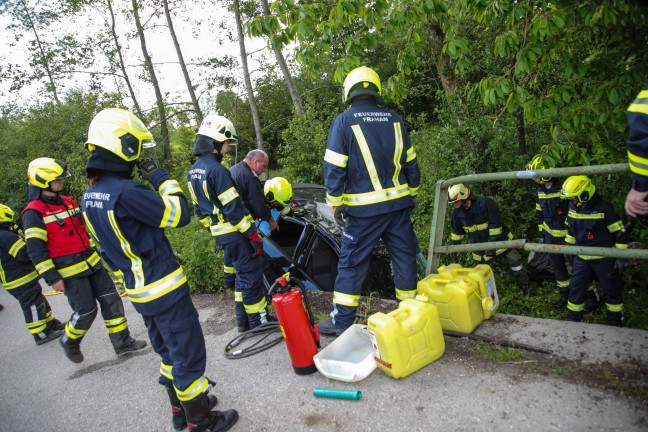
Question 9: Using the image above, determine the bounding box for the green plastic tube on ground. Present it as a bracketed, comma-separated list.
[313, 388, 362, 400]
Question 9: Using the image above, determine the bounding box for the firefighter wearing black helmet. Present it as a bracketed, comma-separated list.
[319, 66, 421, 336]
[0, 203, 64, 345]
[82, 109, 237, 431]
[560, 175, 626, 326]
[21, 157, 146, 363]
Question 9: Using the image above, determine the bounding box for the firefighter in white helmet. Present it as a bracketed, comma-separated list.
[448, 183, 534, 295]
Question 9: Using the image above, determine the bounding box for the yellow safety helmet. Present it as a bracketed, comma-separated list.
[0, 204, 14, 223]
[27, 158, 71, 189]
[197, 114, 238, 144]
[526, 155, 552, 183]
[85, 108, 156, 162]
[343, 66, 382, 105]
[264, 177, 293, 207]
[448, 184, 471, 203]
[560, 175, 596, 207]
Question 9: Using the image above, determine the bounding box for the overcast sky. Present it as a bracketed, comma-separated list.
[0, 0, 269, 112]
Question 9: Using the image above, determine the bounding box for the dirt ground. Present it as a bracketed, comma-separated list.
[193, 290, 648, 404]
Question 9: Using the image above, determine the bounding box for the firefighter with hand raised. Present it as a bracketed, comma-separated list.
[82, 108, 238, 432]
[0, 203, 64, 345]
[319, 66, 421, 336]
[625, 82, 648, 218]
[448, 184, 533, 295]
[560, 176, 626, 326]
[22, 157, 146, 364]
[188, 114, 271, 333]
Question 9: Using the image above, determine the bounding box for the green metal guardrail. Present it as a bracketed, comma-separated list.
[425, 163, 647, 275]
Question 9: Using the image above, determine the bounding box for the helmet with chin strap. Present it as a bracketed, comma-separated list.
[560, 175, 596, 207]
[27, 158, 71, 189]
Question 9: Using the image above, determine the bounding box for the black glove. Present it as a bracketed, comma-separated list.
[137, 158, 169, 189]
[247, 231, 264, 258]
[334, 205, 348, 228]
[485, 249, 496, 257]
[614, 258, 629, 274]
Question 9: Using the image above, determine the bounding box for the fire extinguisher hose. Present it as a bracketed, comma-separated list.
[224, 322, 284, 359]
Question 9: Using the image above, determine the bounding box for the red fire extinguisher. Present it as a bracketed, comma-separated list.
[270, 274, 320, 375]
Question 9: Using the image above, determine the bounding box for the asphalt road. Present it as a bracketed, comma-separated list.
[1, 287, 647, 432]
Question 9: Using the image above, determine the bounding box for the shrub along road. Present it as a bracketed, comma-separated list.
[0, 288, 646, 431]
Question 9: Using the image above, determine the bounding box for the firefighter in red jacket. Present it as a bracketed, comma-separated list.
[22, 158, 146, 363]
[0, 204, 64, 345]
[560, 176, 626, 326]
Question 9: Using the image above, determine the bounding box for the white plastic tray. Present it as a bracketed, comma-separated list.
[314, 324, 377, 382]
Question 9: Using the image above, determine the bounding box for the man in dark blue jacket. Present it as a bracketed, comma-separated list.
[449, 184, 533, 295]
[228, 149, 276, 332]
[188, 114, 270, 333]
[625, 82, 648, 217]
[83, 108, 237, 432]
[319, 66, 421, 336]
[0, 204, 64, 345]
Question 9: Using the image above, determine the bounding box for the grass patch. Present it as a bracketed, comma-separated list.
[476, 341, 527, 362]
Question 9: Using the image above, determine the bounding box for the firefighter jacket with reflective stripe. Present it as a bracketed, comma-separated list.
[627, 82, 648, 192]
[324, 98, 421, 217]
[534, 179, 569, 238]
[82, 172, 191, 315]
[188, 153, 256, 246]
[564, 194, 627, 260]
[22, 195, 99, 285]
[0, 223, 39, 290]
[230, 161, 271, 222]
[451, 196, 512, 260]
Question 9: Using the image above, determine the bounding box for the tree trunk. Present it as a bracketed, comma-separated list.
[131, 0, 171, 164]
[20, 0, 60, 105]
[258, 0, 303, 116]
[162, 0, 203, 122]
[430, 21, 457, 94]
[106, 0, 143, 118]
[233, 0, 264, 151]
[516, 110, 527, 155]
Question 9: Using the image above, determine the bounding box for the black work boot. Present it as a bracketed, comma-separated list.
[48, 318, 66, 332]
[553, 289, 569, 309]
[317, 319, 347, 337]
[606, 311, 624, 327]
[60, 337, 84, 363]
[165, 384, 218, 431]
[181, 393, 238, 432]
[584, 289, 601, 315]
[34, 328, 63, 346]
[114, 335, 147, 355]
[514, 269, 536, 296]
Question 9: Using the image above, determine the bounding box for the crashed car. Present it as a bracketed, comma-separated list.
[260, 183, 425, 299]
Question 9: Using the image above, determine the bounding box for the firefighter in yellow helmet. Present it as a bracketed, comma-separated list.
[319, 66, 421, 336]
[448, 183, 534, 295]
[526, 156, 572, 307]
[264, 177, 293, 216]
[560, 175, 626, 326]
[0, 203, 64, 345]
[83, 108, 237, 431]
[21, 157, 146, 363]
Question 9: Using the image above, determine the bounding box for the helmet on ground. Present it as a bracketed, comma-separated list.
[560, 175, 595, 207]
[526, 155, 552, 182]
[197, 114, 238, 144]
[264, 177, 292, 207]
[343, 66, 382, 105]
[27, 158, 71, 189]
[85, 108, 155, 162]
[0, 204, 14, 223]
[448, 184, 471, 203]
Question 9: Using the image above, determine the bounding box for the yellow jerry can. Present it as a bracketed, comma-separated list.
[437, 264, 499, 319]
[367, 296, 445, 379]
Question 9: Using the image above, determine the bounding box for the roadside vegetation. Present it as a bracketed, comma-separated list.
[0, 1, 646, 329]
